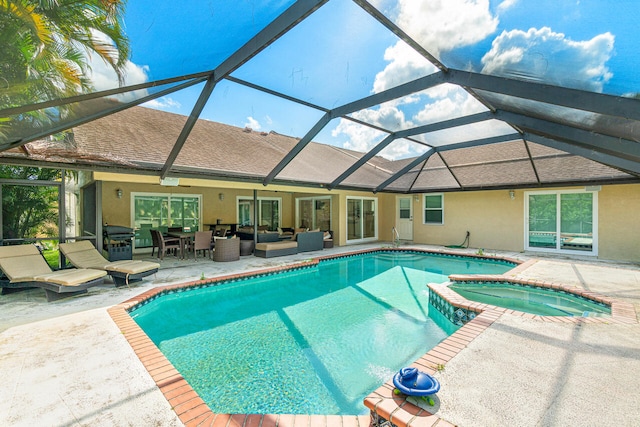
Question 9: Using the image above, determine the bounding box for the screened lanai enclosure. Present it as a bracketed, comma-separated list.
[0, 0, 640, 262]
[1, 0, 638, 195]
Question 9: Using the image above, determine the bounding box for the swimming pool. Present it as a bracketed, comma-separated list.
[131, 251, 514, 415]
[448, 282, 611, 316]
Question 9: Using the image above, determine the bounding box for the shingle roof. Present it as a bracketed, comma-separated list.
[1, 105, 635, 192]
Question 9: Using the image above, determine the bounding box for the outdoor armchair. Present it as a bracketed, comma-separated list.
[212, 237, 240, 262]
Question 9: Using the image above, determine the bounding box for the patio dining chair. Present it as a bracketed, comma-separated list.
[150, 229, 181, 260]
[189, 230, 213, 261]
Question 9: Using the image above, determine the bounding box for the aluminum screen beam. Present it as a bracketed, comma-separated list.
[214, 0, 328, 78]
[398, 111, 494, 137]
[496, 110, 640, 163]
[331, 72, 446, 117]
[328, 112, 502, 189]
[447, 69, 640, 121]
[435, 133, 522, 152]
[0, 77, 205, 152]
[0, 72, 210, 118]
[375, 149, 436, 192]
[160, 76, 217, 179]
[526, 133, 640, 176]
[353, 0, 447, 73]
[262, 112, 333, 185]
[161, 0, 328, 178]
[264, 72, 448, 185]
[328, 134, 396, 189]
[225, 76, 329, 113]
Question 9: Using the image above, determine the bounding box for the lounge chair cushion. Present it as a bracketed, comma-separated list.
[104, 260, 158, 275]
[0, 245, 54, 280]
[255, 241, 298, 251]
[59, 241, 159, 274]
[33, 269, 107, 286]
[0, 245, 106, 286]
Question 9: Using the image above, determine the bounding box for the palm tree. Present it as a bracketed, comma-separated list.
[0, 0, 130, 111]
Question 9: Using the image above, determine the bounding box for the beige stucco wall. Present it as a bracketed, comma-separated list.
[377, 193, 397, 244]
[408, 184, 639, 263]
[96, 173, 373, 247]
[411, 189, 524, 252]
[96, 172, 639, 262]
[101, 180, 295, 230]
[597, 184, 640, 261]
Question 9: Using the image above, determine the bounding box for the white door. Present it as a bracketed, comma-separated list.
[396, 196, 413, 240]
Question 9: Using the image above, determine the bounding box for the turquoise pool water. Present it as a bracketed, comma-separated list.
[449, 282, 611, 316]
[131, 251, 513, 415]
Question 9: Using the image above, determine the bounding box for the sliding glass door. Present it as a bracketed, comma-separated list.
[526, 191, 597, 255]
[347, 197, 377, 243]
[132, 193, 201, 248]
[296, 197, 331, 230]
[237, 197, 281, 231]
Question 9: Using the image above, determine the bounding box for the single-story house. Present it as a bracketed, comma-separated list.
[2, 106, 638, 262]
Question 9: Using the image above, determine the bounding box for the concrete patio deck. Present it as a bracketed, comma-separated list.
[0, 244, 638, 426]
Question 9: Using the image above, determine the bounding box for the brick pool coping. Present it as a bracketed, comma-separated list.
[107, 249, 637, 427]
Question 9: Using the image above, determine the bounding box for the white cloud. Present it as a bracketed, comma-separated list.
[143, 96, 181, 110]
[371, 1, 499, 93]
[379, 139, 429, 160]
[332, 84, 502, 158]
[244, 116, 261, 130]
[414, 85, 484, 124]
[395, 0, 498, 57]
[83, 30, 150, 96]
[481, 27, 614, 92]
[84, 53, 151, 103]
[373, 42, 437, 93]
[497, 0, 518, 13]
[85, 57, 149, 91]
[334, 0, 501, 160]
[332, 116, 391, 154]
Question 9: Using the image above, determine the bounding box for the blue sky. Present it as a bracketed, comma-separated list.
[87, 0, 639, 160]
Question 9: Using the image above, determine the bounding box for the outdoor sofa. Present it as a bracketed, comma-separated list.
[296, 230, 325, 252]
[0, 244, 107, 301]
[254, 230, 325, 258]
[59, 240, 159, 286]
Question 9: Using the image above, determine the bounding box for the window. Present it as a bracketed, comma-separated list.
[237, 197, 281, 230]
[346, 197, 377, 242]
[526, 190, 597, 255]
[132, 193, 202, 248]
[296, 197, 331, 230]
[399, 198, 411, 219]
[423, 194, 443, 224]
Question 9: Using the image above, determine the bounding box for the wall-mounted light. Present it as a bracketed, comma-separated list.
[218, 193, 224, 201]
[116, 188, 123, 199]
[509, 190, 515, 200]
[414, 195, 420, 202]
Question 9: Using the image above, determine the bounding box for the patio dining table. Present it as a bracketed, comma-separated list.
[167, 231, 195, 259]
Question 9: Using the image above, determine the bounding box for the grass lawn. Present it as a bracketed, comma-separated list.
[42, 249, 60, 269]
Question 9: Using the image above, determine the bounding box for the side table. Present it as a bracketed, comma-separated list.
[240, 240, 255, 256]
